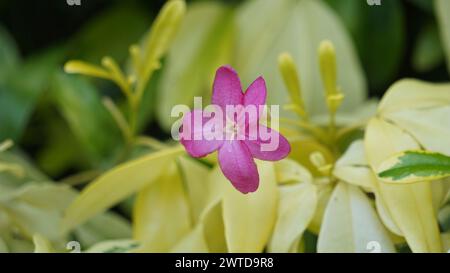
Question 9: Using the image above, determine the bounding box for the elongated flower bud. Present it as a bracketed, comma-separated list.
[141, 0, 186, 76]
[318, 40, 344, 113]
[278, 52, 307, 119]
[64, 60, 110, 79]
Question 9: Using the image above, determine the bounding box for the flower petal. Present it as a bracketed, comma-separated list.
[212, 65, 243, 109]
[180, 110, 224, 157]
[244, 76, 267, 107]
[244, 125, 290, 161]
[218, 141, 259, 194]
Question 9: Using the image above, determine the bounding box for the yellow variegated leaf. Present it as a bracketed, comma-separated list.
[133, 162, 190, 252]
[32, 234, 54, 253]
[365, 118, 442, 252]
[268, 183, 317, 253]
[3, 183, 76, 242]
[4, 202, 64, 242]
[74, 211, 132, 248]
[9, 184, 75, 209]
[87, 239, 139, 253]
[61, 146, 185, 233]
[378, 151, 450, 184]
[333, 140, 375, 190]
[317, 182, 395, 253]
[170, 225, 209, 253]
[274, 158, 312, 184]
[178, 156, 211, 223]
[221, 161, 278, 252]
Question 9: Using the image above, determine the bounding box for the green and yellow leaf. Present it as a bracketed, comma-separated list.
[378, 151, 450, 183]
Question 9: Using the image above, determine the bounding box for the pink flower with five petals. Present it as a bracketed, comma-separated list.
[180, 65, 290, 194]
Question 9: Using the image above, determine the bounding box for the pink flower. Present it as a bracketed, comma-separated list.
[180, 65, 290, 194]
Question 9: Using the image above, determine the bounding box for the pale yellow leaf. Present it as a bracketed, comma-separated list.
[33, 234, 54, 253]
[133, 162, 190, 252]
[268, 182, 317, 252]
[178, 156, 211, 223]
[308, 182, 333, 234]
[274, 158, 312, 184]
[317, 182, 395, 253]
[221, 161, 278, 252]
[333, 140, 376, 190]
[365, 118, 442, 252]
[170, 225, 209, 253]
[201, 202, 227, 253]
[61, 146, 185, 233]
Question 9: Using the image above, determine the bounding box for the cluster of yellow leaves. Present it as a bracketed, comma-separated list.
[55, 0, 450, 253]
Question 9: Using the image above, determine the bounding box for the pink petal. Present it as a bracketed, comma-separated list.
[218, 140, 259, 194]
[244, 76, 267, 107]
[244, 125, 290, 161]
[212, 66, 243, 109]
[180, 110, 224, 157]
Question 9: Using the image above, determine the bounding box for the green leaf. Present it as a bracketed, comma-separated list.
[408, 0, 434, 12]
[0, 48, 63, 141]
[435, 0, 450, 74]
[325, 0, 405, 89]
[156, 1, 234, 130]
[51, 73, 122, 166]
[378, 151, 450, 183]
[61, 146, 185, 233]
[235, 0, 367, 117]
[0, 25, 20, 82]
[70, 4, 151, 63]
[412, 23, 444, 72]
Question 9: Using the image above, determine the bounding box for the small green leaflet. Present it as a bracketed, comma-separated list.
[378, 150, 450, 183]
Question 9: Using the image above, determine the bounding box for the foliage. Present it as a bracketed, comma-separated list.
[0, 0, 449, 253]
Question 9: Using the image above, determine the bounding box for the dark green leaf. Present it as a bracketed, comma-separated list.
[51, 73, 122, 167]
